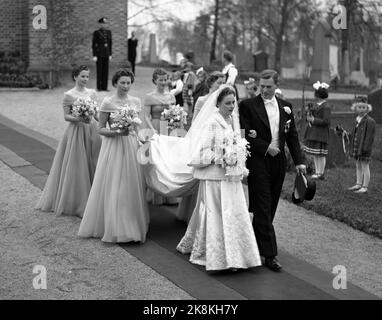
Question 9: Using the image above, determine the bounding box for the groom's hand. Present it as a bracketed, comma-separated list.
[296, 164, 307, 175]
[267, 145, 280, 157]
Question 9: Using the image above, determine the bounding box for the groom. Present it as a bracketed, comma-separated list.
[239, 70, 306, 272]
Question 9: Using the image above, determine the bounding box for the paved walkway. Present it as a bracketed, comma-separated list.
[0, 113, 379, 300]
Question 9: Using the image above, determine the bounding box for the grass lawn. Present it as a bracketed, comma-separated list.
[282, 124, 382, 239]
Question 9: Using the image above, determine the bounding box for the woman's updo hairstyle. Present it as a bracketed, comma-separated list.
[112, 68, 135, 86]
[152, 68, 168, 85]
[216, 87, 236, 107]
[206, 71, 224, 89]
[72, 65, 89, 81]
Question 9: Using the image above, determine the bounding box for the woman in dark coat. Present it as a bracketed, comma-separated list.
[303, 82, 331, 179]
[347, 96, 376, 193]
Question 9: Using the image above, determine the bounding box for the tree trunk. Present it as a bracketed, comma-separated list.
[210, 0, 220, 63]
[274, 0, 289, 72]
[340, 0, 351, 84]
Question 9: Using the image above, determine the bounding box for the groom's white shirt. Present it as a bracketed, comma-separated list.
[263, 95, 280, 150]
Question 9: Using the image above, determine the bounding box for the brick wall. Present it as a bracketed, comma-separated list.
[28, 0, 127, 71]
[0, 0, 29, 57]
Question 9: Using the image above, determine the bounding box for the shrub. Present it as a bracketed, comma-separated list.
[0, 73, 46, 88]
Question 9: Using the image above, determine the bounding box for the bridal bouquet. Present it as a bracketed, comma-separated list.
[215, 132, 250, 178]
[109, 106, 142, 134]
[71, 97, 97, 121]
[161, 104, 188, 130]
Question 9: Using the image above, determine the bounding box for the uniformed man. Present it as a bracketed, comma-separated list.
[92, 17, 112, 91]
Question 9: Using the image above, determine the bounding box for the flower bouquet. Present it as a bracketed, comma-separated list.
[214, 132, 250, 179]
[109, 106, 142, 135]
[160, 104, 188, 130]
[71, 97, 97, 122]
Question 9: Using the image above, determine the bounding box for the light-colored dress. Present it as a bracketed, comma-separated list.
[144, 91, 179, 205]
[78, 95, 149, 243]
[36, 88, 101, 217]
[176, 111, 261, 271]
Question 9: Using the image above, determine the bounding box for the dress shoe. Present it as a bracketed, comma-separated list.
[264, 257, 282, 272]
[348, 184, 362, 191]
[354, 187, 368, 194]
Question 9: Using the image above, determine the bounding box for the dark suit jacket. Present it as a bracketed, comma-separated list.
[239, 95, 303, 167]
[304, 101, 331, 143]
[128, 38, 138, 60]
[92, 29, 112, 58]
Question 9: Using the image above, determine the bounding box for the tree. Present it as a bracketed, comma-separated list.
[327, 0, 382, 84]
[210, 0, 220, 63]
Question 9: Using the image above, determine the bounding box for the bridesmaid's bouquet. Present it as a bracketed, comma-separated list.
[215, 132, 250, 178]
[71, 97, 97, 121]
[161, 104, 188, 130]
[109, 106, 142, 134]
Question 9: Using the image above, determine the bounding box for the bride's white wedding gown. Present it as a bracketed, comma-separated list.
[141, 85, 261, 270]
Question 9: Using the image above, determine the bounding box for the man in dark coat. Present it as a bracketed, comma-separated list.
[92, 17, 112, 91]
[239, 69, 306, 272]
[127, 31, 138, 75]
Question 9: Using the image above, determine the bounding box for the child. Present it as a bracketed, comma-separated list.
[303, 81, 331, 180]
[347, 96, 376, 193]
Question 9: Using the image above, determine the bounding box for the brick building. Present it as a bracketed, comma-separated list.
[1, 0, 128, 71]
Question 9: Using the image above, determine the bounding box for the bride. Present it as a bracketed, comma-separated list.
[140, 85, 261, 271]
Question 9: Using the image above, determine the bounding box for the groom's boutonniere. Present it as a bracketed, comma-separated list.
[283, 106, 292, 115]
[284, 120, 291, 133]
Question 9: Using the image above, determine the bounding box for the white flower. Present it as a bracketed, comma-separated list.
[283, 106, 292, 115]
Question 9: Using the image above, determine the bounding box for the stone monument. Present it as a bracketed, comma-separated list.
[149, 33, 158, 64]
[310, 20, 334, 83]
[253, 50, 268, 72]
[350, 48, 370, 87]
[294, 40, 307, 79]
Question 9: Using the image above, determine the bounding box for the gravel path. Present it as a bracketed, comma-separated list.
[1, 66, 381, 298]
[0, 160, 193, 300]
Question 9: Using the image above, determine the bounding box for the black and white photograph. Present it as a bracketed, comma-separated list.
[0, 0, 381, 306]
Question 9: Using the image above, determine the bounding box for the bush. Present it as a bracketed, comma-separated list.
[0, 73, 46, 88]
[0, 51, 28, 74]
[0, 51, 48, 88]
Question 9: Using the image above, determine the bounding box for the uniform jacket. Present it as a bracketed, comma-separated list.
[92, 28, 112, 58]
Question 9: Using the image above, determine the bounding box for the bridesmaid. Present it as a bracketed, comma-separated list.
[36, 65, 101, 217]
[143, 68, 179, 206]
[78, 69, 149, 243]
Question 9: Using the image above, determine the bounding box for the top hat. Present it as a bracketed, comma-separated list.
[292, 173, 316, 204]
[98, 17, 108, 24]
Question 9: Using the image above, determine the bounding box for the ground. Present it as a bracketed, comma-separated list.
[0, 66, 381, 299]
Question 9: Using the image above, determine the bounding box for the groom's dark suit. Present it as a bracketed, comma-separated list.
[239, 95, 303, 258]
